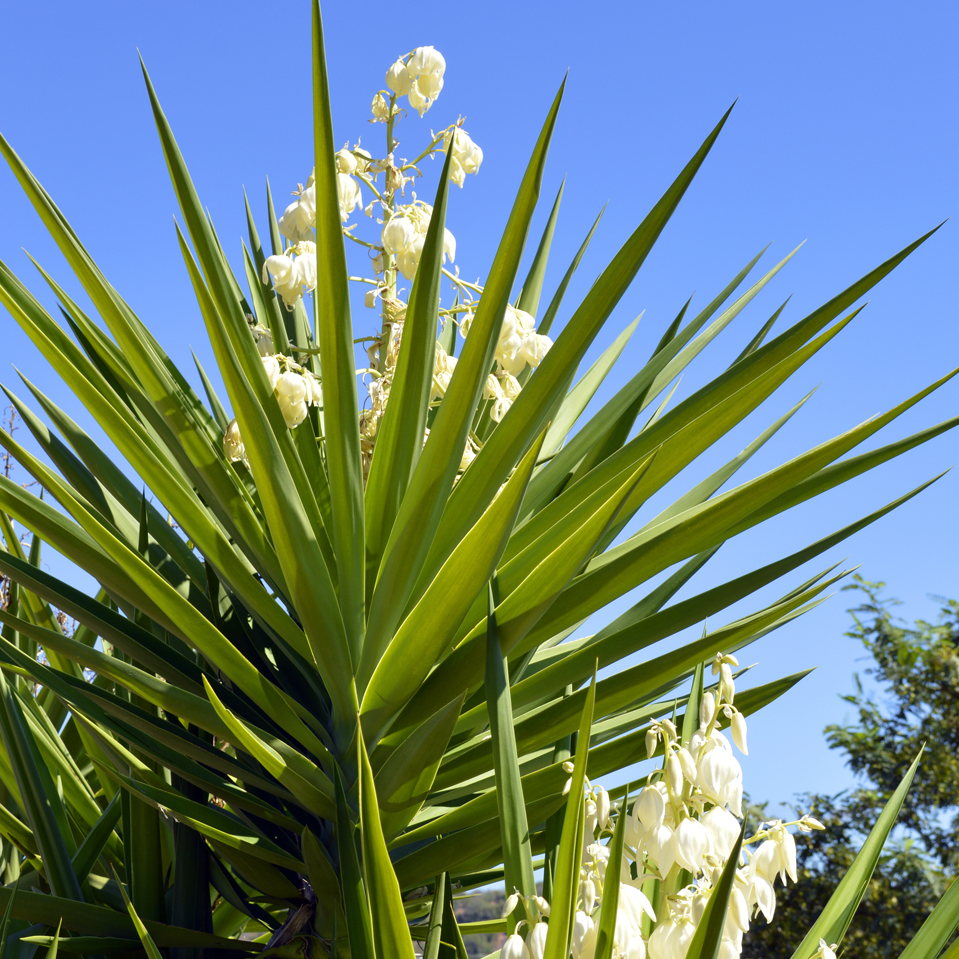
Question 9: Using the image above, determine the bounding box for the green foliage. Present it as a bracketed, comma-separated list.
[751, 580, 959, 959]
[0, 4, 953, 956]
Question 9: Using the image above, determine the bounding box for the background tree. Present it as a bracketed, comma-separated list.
[749, 577, 959, 959]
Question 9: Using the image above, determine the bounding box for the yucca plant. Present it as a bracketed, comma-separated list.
[0, 4, 956, 958]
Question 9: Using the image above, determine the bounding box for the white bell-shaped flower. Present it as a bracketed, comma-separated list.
[673, 817, 709, 872]
[262, 254, 303, 307]
[619, 883, 657, 927]
[730, 711, 748, 754]
[386, 59, 412, 95]
[278, 184, 316, 241]
[700, 692, 716, 727]
[336, 173, 362, 222]
[677, 746, 698, 785]
[396, 233, 426, 280]
[294, 250, 317, 294]
[751, 839, 782, 884]
[261, 355, 281, 387]
[748, 874, 776, 922]
[571, 910, 597, 959]
[579, 876, 596, 915]
[335, 149, 357, 175]
[520, 332, 553, 368]
[408, 45, 446, 78]
[502, 933, 530, 959]
[701, 805, 740, 860]
[371, 92, 389, 121]
[727, 885, 750, 934]
[407, 80, 431, 117]
[432, 347, 456, 400]
[443, 127, 484, 186]
[275, 371, 309, 429]
[636, 784, 666, 830]
[381, 216, 416, 254]
[527, 922, 548, 959]
[223, 418, 246, 465]
[643, 823, 677, 875]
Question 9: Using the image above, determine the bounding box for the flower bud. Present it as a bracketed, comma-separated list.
[730, 710, 748, 755]
[595, 788, 610, 831]
[660, 719, 678, 740]
[579, 876, 596, 914]
[502, 892, 521, 918]
[665, 753, 683, 797]
[532, 896, 550, 918]
[676, 746, 698, 785]
[720, 662, 735, 703]
[562, 760, 575, 774]
[699, 691, 716, 728]
[645, 726, 659, 759]
[385, 59, 412, 96]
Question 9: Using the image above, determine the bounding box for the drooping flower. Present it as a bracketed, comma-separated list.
[371, 92, 390, 121]
[336, 173, 363, 221]
[443, 126, 484, 186]
[223, 418, 247, 466]
[278, 184, 316, 241]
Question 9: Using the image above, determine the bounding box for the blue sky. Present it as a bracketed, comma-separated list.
[0, 1, 956, 814]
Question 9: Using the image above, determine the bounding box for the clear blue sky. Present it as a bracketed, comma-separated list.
[0, 1, 956, 814]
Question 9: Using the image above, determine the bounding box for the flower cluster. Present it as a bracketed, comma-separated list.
[443, 127, 483, 187]
[501, 651, 824, 959]
[223, 349, 322, 467]
[229, 45, 553, 485]
[385, 46, 446, 117]
[379, 198, 456, 280]
[262, 240, 317, 308]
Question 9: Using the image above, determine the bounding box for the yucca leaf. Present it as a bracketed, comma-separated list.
[357, 720, 418, 959]
[112, 865, 165, 959]
[543, 668, 596, 959]
[193, 351, 231, 431]
[684, 824, 746, 959]
[536, 204, 604, 338]
[175, 226, 359, 735]
[790, 751, 922, 959]
[302, 826, 341, 935]
[894, 870, 959, 959]
[363, 77, 566, 675]
[397, 455, 656, 736]
[374, 691, 466, 839]
[334, 766, 375, 959]
[433, 105, 737, 580]
[593, 783, 631, 959]
[244, 188, 290, 354]
[540, 318, 639, 460]
[517, 178, 564, 318]
[361, 431, 544, 740]
[0, 667, 83, 901]
[311, 0, 365, 658]
[203, 677, 335, 817]
[72, 794, 122, 886]
[423, 872, 448, 959]
[486, 581, 536, 926]
[365, 145, 456, 597]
